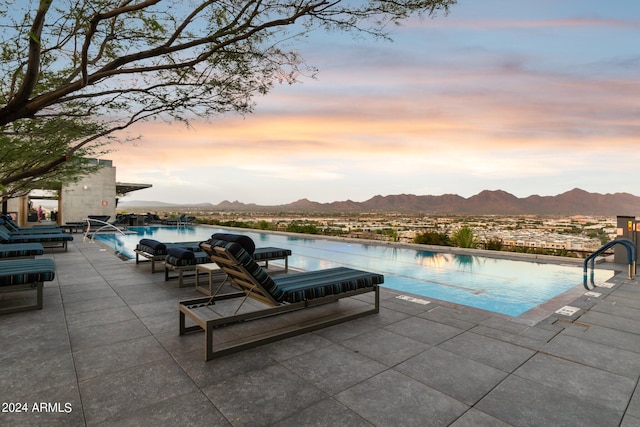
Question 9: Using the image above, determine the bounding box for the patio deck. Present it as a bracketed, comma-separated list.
[1, 238, 640, 426]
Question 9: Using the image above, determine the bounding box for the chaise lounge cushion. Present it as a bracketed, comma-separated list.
[0, 258, 56, 286]
[271, 267, 383, 303]
[0, 227, 73, 244]
[203, 238, 381, 304]
[0, 219, 62, 234]
[138, 239, 167, 252]
[205, 238, 276, 291]
[253, 247, 292, 261]
[0, 243, 45, 259]
[165, 247, 211, 267]
[211, 233, 256, 255]
[167, 247, 194, 260]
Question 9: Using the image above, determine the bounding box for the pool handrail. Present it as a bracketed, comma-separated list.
[583, 238, 636, 290]
[82, 218, 127, 244]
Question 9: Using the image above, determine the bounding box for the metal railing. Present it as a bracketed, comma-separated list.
[583, 238, 636, 290]
[82, 218, 127, 244]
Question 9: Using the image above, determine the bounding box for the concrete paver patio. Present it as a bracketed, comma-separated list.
[1, 238, 640, 426]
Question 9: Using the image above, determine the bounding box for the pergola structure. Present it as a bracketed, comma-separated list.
[116, 183, 153, 199]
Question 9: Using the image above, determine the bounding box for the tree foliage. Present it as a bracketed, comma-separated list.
[413, 230, 451, 246]
[286, 220, 319, 234]
[0, 0, 455, 198]
[0, 116, 109, 196]
[451, 226, 476, 248]
[485, 237, 503, 251]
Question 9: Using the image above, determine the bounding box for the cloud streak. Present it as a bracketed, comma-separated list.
[107, 1, 640, 204]
[422, 17, 640, 30]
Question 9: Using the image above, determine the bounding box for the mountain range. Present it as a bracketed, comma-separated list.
[119, 188, 640, 215]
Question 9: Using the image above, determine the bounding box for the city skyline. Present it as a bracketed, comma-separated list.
[106, 1, 640, 205]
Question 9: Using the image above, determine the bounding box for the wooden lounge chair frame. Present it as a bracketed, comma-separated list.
[164, 251, 212, 287]
[179, 242, 380, 361]
[134, 248, 165, 273]
[0, 258, 55, 315]
[165, 246, 291, 287]
[0, 283, 45, 314]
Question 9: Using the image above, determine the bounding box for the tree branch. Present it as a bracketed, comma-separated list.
[0, 0, 455, 195]
[81, 0, 162, 85]
[5, 0, 52, 110]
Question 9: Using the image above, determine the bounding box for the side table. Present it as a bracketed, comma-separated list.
[195, 263, 227, 296]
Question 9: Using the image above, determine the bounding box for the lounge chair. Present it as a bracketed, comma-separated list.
[163, 247, 216, 287]
[179, 236, 382, 361]
[210, 233, 291, 272]
[0, 227, 73, 252]
[162, 214, 196, 225]
[110, 215, 130, 226]
[0, 214, 61, 232]
[62, 222, 87, 233]
[164, 233, 292, 287]
[0, 219, 64, 235]
[0, 258, 56, 314]
[145, 213, 163, 224]
[135, 239, 203, 273]
[0, 243, 45, 259]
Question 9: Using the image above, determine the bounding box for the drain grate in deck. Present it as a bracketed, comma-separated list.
[556, 306, 580, 316]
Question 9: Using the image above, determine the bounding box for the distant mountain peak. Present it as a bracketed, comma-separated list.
[289, 198, 322, 207]
[119, 188, 640, 215]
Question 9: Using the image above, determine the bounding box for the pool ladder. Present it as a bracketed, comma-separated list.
[82, 218, 127, 244]
[583, 238, 636, 290]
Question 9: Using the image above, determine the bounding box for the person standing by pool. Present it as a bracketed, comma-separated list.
[37, 205, 43, 222]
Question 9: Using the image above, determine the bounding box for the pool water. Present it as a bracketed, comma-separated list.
[95, 225, 614, 317]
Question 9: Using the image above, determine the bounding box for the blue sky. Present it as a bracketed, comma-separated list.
[108, 0, 640, 205]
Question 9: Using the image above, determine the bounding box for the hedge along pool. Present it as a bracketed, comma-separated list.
[94, 225, 614, 317]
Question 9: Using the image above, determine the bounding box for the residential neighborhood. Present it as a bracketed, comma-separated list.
[120, 206, 617, 257]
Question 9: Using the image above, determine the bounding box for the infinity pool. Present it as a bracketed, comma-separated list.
[94, 225, 614, 317]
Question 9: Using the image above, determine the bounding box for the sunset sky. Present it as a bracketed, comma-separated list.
[107, 1, 640, 205]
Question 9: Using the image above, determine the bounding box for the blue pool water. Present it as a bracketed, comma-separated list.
[94, 225, 614, 317]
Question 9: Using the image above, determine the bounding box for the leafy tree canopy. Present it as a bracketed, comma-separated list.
[0, 0, 455, 198]
[414, 230, 451, 246]
[451, 225, 476, 248]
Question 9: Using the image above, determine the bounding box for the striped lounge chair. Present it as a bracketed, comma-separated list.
[179, 236, 382, 361]
[210, 233, 291, 272]
[161, 214, 196, 225]
[163, 234, 292, 287]
[134, 239, 202, 273]
[0, 227, 73, 252]
[0, 258, 56, 314]
[0, 216, 62, 233]
[0, 243, 45, 259]
[163, 247, 214, 287]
